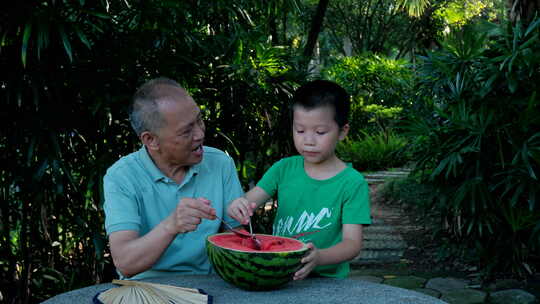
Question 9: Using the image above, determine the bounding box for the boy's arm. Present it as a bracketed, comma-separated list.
[244, 186, 271, 206]
[294, 224, 363, 280]
[228, 186, 271, 224]
[318, 224, 363, 264]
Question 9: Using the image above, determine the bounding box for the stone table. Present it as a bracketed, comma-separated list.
[42, 274, 448, 304]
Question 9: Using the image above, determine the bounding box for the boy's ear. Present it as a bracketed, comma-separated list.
[338, 123, 350, 140]
[141, 131, 160, 151]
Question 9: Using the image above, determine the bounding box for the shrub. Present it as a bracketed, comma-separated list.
[336, 131, 410, 171]
[322, 53, 414, 138]
[404, 19, 540, 279]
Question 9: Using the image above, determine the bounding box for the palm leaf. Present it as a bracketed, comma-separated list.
[396, 0, 430, 17]
[21, 21, 33, 67]
[58, 24, 73, 62]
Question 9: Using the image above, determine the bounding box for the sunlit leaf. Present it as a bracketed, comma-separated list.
[21, 21, 33, 67]
[58, 24, 73, 62]
[36, 19, 50, 60]
[234, 38, 243, 65]
[42, 274, 59, 282]
[83, 10, 110, 19]
[396, 0, 430, 17]
[74, 25, 91, 49]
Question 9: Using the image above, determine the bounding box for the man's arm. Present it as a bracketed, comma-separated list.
[109, 197, 216, 278]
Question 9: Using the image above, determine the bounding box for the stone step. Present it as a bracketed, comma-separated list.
[364, 234, 407, 243]
[370, 218, 387, 225]
[363, 225, 397, 235]
[358, 219, 410, 263]
[365, 219, 420, 232]
[363, 228, 407, 249]
[354, 249, 406, 264]
[364, 225, 400, 234]
[363, 239, 407, 250]
[363, 169, 411, 184]
[369, 217, 414, 226]
[366, 224, 422, 232]
[364, 173, 410, 179]
[364, 171, 410, 177]
[354, 169, 414, 264]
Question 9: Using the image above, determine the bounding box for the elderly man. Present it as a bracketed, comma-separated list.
[103, 77, 243, 279]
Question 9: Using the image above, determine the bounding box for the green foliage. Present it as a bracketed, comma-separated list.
[323, 0, 428, 57]
[1, 1, 307, 302]
[379, 176, 437, 210]
[3, 0, 537, 302]
[434, 0, 497, 28]
[396, 0, 431, 18]
[404, 19, 540, 279]
[322, 53, 414, 138]
[336, 131, 410, 171]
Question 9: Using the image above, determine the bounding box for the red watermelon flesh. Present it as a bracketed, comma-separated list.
[212, 233, 303, 252]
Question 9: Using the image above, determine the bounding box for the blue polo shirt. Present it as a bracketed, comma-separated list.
[103, 145, 243, 279]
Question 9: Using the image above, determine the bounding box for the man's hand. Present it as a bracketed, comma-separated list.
[227, 197, 257, 225]
[109, 197, 217, 278]
[294, 243, 319, 280]
[164, 197, 216, 234]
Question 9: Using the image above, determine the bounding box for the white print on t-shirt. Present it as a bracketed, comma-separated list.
[274, 207, 332, 236]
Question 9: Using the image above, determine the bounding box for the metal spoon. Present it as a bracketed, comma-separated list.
[215, 215, 252, 238]
[215, 215, 262, 250]
[248, 220, 262, 250]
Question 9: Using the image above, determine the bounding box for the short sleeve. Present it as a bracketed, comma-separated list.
[256, 159, 283, 198]
[342, 178, 371, 224]
[103, 172, 141, 234]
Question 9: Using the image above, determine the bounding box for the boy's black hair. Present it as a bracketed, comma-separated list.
[292, 80, 350, 128]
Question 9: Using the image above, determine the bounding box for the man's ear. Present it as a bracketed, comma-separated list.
[339, 123, 350, 141]
[140, 131, 159, 151]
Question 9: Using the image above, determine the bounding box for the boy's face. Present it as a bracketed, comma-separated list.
[292, 105, 348, 165]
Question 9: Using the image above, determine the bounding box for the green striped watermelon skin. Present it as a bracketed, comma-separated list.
[206, 233, 308, 291]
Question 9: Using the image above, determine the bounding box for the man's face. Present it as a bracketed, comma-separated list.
[154, 94, 205, 167]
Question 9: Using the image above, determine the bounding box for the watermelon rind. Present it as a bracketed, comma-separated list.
[206, 233, 308, 291]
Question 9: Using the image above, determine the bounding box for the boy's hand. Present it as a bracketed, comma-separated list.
[227, 197, 257, 225]
[294, 243, 319, 280]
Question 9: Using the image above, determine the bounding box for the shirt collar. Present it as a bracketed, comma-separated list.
[137, 145, 201, 184]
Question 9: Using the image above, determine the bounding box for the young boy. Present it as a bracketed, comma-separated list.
[227, 80, 371, 280]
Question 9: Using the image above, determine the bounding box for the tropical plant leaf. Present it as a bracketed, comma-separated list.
[73, 25, 91, 49]
[403, 16, 540, 280]
[58, 24, 73, 62]
[21, 21, 33, 67]
[36, 19, 50, 60]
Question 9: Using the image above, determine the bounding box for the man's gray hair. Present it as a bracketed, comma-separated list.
[129, 77, 189, 136]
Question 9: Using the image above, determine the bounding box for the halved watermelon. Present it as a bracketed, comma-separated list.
[206, 232, 308, 291]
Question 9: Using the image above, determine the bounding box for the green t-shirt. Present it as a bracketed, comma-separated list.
[257, 155, 371, 278]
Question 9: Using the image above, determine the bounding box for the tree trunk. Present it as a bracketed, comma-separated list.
[508, 0, 540, 24]
[269, 0, 279, 45]
[303, 0, 330, 60]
